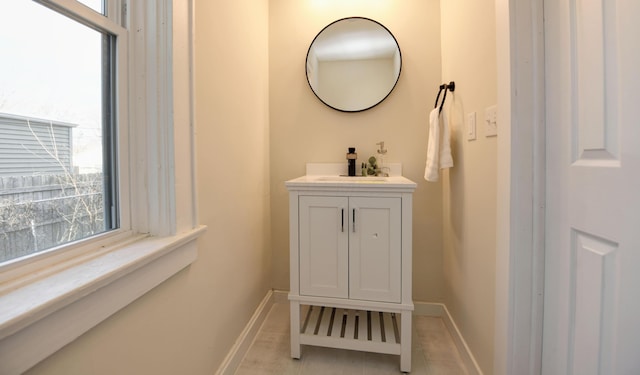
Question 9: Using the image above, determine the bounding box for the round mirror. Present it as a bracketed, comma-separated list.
[305, 17, 402, 112]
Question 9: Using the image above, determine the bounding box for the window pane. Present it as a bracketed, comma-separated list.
[0, 1, 116, 263]
[77, 0, 105, 15]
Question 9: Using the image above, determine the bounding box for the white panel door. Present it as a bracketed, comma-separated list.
[544, 1, 640, 374]
[299, 196, 349, 298]
[349, 197, 401, 303]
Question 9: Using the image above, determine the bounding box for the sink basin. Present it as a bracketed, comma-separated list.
[314, 176, 388, 182]
[286, 173, 416, 190]
[285, 164, 416, 190]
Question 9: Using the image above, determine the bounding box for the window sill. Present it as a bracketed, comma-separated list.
[0, 225, 207, 375]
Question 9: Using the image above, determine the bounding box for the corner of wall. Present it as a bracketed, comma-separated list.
[439, 0, 498, 373]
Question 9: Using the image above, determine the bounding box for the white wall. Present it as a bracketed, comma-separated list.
[269, 0, 444, 303]
[440, 0, 498, 373]
[25, 1, 272, 374]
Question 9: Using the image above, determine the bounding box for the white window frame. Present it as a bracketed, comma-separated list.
[0, 1, 203, 373]
[0, 0, 132, 278]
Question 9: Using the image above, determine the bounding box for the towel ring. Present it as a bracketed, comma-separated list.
[434, 81, 455, 114]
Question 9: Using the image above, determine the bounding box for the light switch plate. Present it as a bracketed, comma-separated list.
[485, 105, 497, 137]
[467, 112, 477, 141]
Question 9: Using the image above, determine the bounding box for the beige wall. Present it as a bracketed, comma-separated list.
[269, 0, 444, 302]
[26, 1, 272, 374]
[440, 0, 498, 373]
[25, 1, 500, 374]
[318, 57, 397, 110]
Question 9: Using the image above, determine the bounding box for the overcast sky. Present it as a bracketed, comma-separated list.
[0, 0, 106, 171]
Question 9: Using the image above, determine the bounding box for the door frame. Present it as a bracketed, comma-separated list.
[494, 0, 546, 374]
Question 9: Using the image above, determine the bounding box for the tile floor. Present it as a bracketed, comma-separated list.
[235, 302, 470, 374]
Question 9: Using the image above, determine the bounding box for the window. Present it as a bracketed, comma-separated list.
[0, 0, 123, 264]
[77, 0, 105, 14]
[0, 1, 200, 373]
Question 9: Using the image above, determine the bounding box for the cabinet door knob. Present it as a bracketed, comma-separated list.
[341, 208, 345, 232]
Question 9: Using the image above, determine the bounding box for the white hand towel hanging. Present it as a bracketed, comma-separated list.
[424, 108, 453, 182]
[439, 109, 453, 169]
[424, 108, 440, 181]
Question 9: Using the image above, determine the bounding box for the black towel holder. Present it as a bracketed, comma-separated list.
[434, 81, 455, 114]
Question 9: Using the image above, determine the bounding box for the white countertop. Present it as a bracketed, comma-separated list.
[285, 163, 417, 192]
[285, 174, 417, 191]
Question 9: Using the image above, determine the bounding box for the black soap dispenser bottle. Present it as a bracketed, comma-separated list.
[346, 147, 357, 176]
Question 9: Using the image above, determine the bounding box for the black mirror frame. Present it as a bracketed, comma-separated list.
[305, 17, 402, 113]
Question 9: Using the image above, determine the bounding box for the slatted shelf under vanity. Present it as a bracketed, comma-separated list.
[299, 305, 402, 355]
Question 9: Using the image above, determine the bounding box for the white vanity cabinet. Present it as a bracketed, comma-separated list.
[299, 195, 401, 303]
[286, 170, 416, 372]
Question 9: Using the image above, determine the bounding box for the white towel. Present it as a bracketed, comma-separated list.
[424, 108, 453, 182]
[439, 109, 453, 169]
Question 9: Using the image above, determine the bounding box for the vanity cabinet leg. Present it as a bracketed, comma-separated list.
[290, 301, 301, 359]
[400, 311, 412, 372]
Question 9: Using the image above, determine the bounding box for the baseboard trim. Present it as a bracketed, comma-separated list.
[215, 289, 275, 375]
[414, 302, 483, 375]
[272, 289, 289, 304]
[413, 301, 446, 316]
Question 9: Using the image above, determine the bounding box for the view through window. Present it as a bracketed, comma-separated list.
[0, 0, 117, 263]
[77, 0, 105, 14]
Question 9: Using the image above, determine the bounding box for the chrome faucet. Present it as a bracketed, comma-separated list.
[376, 141, 387, 156]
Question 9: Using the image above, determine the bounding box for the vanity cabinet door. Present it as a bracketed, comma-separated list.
[349, 197, 402, 303]
[299, 196, 349, 298]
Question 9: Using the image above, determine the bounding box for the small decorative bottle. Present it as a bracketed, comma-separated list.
[346, 147, 357, 176]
